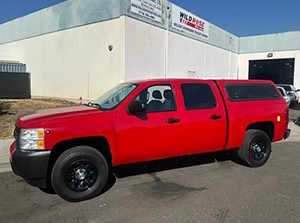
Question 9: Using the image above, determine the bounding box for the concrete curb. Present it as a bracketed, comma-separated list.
[0, 139, 13, 173]
[0, 139, 13, 155]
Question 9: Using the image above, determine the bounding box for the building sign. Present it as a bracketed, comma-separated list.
[131, 0, 162, 23]
[172, 5, 209, 39]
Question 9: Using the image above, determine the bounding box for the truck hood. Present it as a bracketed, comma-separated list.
[17, 105, 100, 128]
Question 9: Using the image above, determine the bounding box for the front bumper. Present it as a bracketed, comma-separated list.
[10, 142, 50, 188]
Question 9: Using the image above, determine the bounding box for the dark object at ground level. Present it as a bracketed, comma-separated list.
[295, 117, 300, 126]
[0, 72, 31, 99]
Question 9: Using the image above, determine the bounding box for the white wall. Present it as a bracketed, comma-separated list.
[168, 31, 239, 79]
[239, 50, 300, 89]
[124, 17, 166, 81]
[1, 0, 298, 99]
[167, 32, 205, 78]
[125, 17, 239, 81]
[0, 15, 240, 100]
[0, 17, 125, 100]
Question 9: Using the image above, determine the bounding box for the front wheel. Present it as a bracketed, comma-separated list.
[238, 129, 271, 167]
[51, 146, 108, 202]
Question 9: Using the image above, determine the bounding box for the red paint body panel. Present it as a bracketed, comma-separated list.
[216, 80, 289, 147]
[11, 79, 289, 167]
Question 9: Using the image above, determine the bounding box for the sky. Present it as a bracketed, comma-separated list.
[0, 0, 300, 37]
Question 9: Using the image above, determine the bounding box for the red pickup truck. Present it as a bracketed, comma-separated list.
[10, 79, 290, 202]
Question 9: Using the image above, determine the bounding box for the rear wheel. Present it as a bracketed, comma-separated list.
[238, 129, 271, 167]
[51, 146, 108, 202]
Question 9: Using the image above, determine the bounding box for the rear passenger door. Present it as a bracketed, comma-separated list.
[179, 81, 227, 154]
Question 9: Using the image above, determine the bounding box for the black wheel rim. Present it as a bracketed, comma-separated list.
[250, 141, 267, 161]
[65, 161, 97, 192]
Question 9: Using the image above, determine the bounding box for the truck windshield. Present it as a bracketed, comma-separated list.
[93, 83, 137, 110]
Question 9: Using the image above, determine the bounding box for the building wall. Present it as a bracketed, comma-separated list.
[168, 31, 238, 79]
[124, 17, 166, 80]
[0, 0, 240, 99]
[239, 32, 300, 54]
[0, 0, 122, 44]
[124, 16, 239, 82]
[0, 0, 238, 54]
[0, 18, 125, 99]
[0, 0, 299, 99]
[239, 32, 300, 89]
[239, 50, 300, 89]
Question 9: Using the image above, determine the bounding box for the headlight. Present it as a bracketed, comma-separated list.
[19, 128, 45, 150]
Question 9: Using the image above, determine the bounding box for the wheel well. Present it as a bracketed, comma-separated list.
[246, 122, 274, 140]
[45, 136, 111, 188]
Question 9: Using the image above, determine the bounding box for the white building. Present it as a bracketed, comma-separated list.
[0, 0, 299, 99]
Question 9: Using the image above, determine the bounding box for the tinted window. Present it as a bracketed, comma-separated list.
[279, 85, 292, 91]
[226, 84, 280, 101]
[181, 83, 216, 110]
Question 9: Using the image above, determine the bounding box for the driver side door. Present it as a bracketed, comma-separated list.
[116, 84, 184, 164]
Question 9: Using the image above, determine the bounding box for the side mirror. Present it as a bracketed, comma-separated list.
[127, 100, 146, 114]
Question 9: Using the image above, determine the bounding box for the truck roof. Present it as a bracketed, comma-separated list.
[126, 78, 275, 85]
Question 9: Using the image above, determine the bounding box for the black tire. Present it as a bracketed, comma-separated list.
[39, 185, 55, 194]
[238, 129, 271, 167]
[51, 146, 108, 202]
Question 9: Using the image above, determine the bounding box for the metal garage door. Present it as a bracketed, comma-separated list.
[249, 58, 295, 85]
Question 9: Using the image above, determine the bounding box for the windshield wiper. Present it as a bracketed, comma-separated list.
[86, 102, 103, 110]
